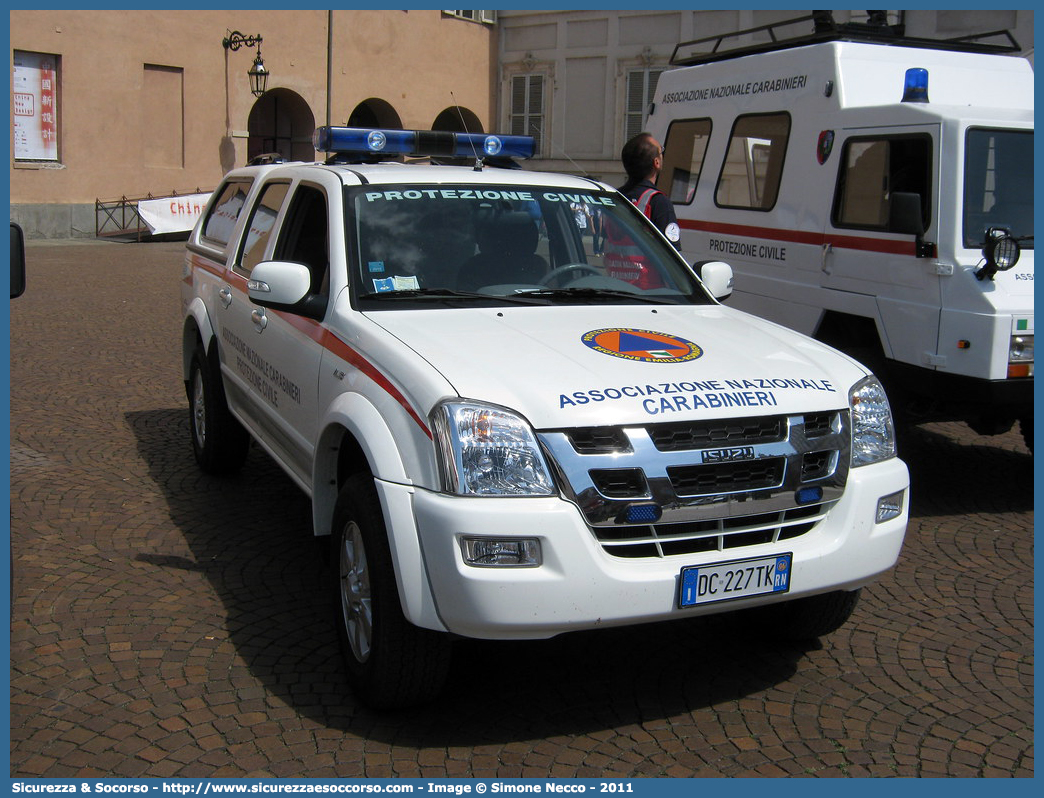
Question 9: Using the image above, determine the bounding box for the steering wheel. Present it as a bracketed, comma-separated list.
[539, 263, 601, 287]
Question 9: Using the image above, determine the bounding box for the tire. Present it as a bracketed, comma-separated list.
[747, 589, 862, 641]
[188, 344, 249, 474]
[332, 473, 452, 709]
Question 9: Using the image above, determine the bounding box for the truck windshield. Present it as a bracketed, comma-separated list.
[963, 128, 1033, 250]
[345, 183, 713, 307]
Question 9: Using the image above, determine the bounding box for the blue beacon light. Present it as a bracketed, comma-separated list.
[312, 126, 535, 160]
[366, 130, 388, 151]
[312, 127, 418, 154]
[901, 68, 929, 103]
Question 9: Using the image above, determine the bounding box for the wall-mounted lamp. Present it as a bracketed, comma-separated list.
[223, 30, 269, 98]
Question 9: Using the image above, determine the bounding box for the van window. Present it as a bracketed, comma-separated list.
[201, 179, 253, 248]
[962, 128, 1033, 248]
[832, 135, 931, 232]
[661, 118, 712, 205]
[715, 113, 790, 211]
[235, 181, 290, 276]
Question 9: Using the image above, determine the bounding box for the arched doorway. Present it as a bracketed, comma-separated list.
[248, 88, 316, 163]
[346, 98, 402, 129]
[431, 107, 484, 134]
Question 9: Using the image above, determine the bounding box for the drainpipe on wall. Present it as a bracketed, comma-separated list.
[327, 10, 333, 128]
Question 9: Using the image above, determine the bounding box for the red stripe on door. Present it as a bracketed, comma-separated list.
[679, 218, 918, 257]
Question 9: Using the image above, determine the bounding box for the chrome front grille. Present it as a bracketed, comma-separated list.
[648, 415, 785, 451]
[567, 427, 632, 454]
[539, 410, 850, 559]
[667, 458, 786, 495]
[591, 503, 829, 559]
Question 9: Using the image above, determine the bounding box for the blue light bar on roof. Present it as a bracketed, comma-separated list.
[312, 126, 536, 160]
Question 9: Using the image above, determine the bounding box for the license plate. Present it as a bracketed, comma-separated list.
[678, 553, 792, 608]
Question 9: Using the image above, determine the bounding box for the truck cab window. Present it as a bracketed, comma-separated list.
[962, 128, 1033, 248]
[715, 113, 790, 210]
[661, 118, 712, 204]
[833, 135, 931, 232]
[275, 185, 331, 307]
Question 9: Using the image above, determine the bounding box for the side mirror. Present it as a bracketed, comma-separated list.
[889, 192, 925, 236]
[11, 222, 26, 299]
[694, 260, 733, 301]
[248, 260, 326, 318]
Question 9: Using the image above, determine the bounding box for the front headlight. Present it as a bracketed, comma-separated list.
[1008, 334, 1034, 378]
[1009, 335, 1033, 363]
[432, 401, 556, 496]
[849, 376, 896, 467]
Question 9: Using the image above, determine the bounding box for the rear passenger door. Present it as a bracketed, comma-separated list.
[218, 179, 332, 487]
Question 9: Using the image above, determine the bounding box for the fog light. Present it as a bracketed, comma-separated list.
[875, 490, 905, 524]
[461, 537, 541, 567]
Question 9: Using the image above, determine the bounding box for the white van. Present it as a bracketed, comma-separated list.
[647, 14, 1034, 450]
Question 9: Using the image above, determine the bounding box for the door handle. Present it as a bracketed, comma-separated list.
[251, 308, 267, 332]
[218, 287, 233, 308]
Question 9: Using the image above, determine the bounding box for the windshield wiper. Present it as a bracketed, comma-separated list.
[524, 288, 672, 305]
[358, 288, 547, 306]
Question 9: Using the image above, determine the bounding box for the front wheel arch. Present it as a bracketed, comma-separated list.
[311, 395, 412, 542]
[312, 418, 445, 633]
[813, 311, 889, 365]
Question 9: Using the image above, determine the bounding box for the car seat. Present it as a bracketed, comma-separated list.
[457, 212, 547, 290]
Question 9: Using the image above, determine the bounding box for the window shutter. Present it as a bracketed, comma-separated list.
[625, 71, 647, 141]
[529, 75, 544, 151]
[510, 76, 527, 136]
[510, 74, 544, 152]
[625, 68, 665, 142]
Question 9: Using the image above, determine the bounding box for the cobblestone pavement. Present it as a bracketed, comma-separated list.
[9, 240, 1033, 779]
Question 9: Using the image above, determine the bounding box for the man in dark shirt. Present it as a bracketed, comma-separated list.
[618, 132, 681, 247]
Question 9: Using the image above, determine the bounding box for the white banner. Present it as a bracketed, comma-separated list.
[13, 51, 59, 161]
[138, 193, 213, 234]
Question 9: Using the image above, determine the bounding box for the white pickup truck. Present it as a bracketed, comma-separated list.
[181, 126, 909, 708]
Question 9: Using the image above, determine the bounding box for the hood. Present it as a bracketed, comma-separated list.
[366, 305, 868, 429]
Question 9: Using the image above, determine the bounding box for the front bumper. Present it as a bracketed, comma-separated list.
[399, 456, 908, 640]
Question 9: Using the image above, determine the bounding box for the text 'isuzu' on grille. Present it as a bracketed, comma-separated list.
[181, 123, 909, 708]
